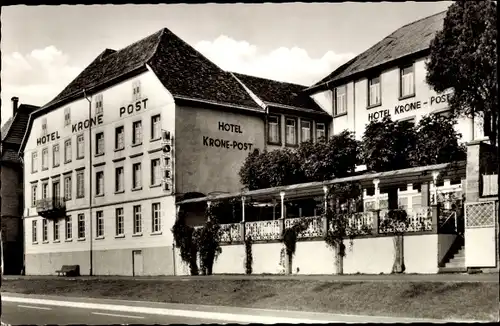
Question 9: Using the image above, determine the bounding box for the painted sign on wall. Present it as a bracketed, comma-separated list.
[202, 121, 254, 151]
[119, 98, 149, 118]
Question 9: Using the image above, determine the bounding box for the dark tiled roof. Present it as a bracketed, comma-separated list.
[2, 104, 38, 145]
[42, 28, 262, 111]
[1, 118, 14, 142]
[310, 11, 446, 89]
[231, 72, 326, 114]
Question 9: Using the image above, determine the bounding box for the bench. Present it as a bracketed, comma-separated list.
[56, 265, 80, 277]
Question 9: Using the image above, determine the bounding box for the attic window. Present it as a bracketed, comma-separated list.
[95, 94, 103, 116]
[42, 118, 48, 135]
[132, 80, 141, 101]
[64, 107, 71, 127]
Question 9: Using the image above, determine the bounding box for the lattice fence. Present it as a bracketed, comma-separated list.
[465, 201, 497, 228]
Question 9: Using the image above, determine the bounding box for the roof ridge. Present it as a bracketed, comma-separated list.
[232, 72, 307, 89]
[392, 9, 447, 33]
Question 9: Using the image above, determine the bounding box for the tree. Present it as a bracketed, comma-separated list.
[411, 114, 467, 166]
[361, 115, 417, 172]
[298, 130, 360, 182]
[426, 0, 498, 147]
[379, 209, 410, 274]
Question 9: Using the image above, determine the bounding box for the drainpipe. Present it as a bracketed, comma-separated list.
[83, 89, 93, 276]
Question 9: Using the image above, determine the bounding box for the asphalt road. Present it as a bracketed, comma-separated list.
[1, 301, 226, 325]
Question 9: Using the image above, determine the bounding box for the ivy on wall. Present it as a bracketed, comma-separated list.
[244, 236, 253, 275]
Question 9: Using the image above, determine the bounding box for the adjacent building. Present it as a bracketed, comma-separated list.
[1, 97, 39, 275]
[19, 28, 330, 276]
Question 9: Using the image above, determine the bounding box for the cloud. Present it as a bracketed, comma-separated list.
[195, 35, 355, 86]
[1, 46, 81, 119]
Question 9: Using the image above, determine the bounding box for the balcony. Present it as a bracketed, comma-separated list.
[36, 197, 66, 219]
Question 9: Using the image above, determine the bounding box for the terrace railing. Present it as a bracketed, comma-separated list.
[284, 216, 324, 239]
[219, 222, 243, 243]
[245, 220, 281, 241]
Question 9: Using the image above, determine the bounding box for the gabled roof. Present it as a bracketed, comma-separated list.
[306, 10, 447, 93]
[2, 103, 39, 163]
[42, 28, 262, 112]
[1, 118, 14, 142]
[231, 72, 328, 115]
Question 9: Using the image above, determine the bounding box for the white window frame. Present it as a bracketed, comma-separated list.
[53, 219, 60, 241]
[300, 120, 312, 143]
[96, 211, 104, 238]
[64, 107, 71, 126]
[132, 80, 141, 101]
[132, 163, 142, 189]
[32, 220, 38, 243]
[95, 132, 104, 155]
[133, 205, 142, 235]
[268, 115, 280, 144]
[334, 85, 347, 116]
[64, 139, 72, 163]
[31, 184, 38, 207]
[77, 214, 85, 239]
[42, 182, 48, 200]
[95, 171, 104, 196]
[41, 147, 49, 170]
[152, 203, 161, 233]
[76, 170, 85, 198]
[65, 216, 72, 240]
[95, 94, 103, 116]
[115, 208, 124, 236]
[285, 118, 297, 146]
[115, 126, 125, 150]
[316, 123, 326, 141]
[31, 151, 38, 173]
[151, 115, 161, 140]
[52, 180, 60, 199]
[151, 159, 161, 186]
[42, 118, 48, 135]
[132, 120, 142, 145]
[53, 144, 60, 167]
[64, 175, 72, 200]
[42, 219, 48, 242]
[115, 167, 124, 193]
[400, 64, 415, 98]
[77, 134, 85, 159]
[368, 76, 381, 107]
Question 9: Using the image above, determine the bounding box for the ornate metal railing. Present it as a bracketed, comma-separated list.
[378, 207, 432, 233]
[284, 216, 324, 238]
[219, 222, 242, 243]
[245, 220, 281, 241]
[36, 197, 66, 219]
[348, 212, 374, 234]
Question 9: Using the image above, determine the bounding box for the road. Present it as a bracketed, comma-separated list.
[1, 301, 226, 325]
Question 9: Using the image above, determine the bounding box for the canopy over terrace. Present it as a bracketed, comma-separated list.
[176, 161, 467, 215]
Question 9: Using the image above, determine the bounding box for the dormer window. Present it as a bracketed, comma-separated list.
[95, 94, 103, 116]
[132, 80, 141, 101]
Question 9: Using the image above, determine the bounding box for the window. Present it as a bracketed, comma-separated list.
[65, 216, 72, 240]
[300, 120, 312, 143]
[285, 118, 297, 145]
[76, 170, 85, 198]
[133, 205, 142, 234]
[64, 107, 71, 126]
[42, 182, 48, 199]
[151, 159, 161, 186]
[334, 85, 347, 115]
[42, 219, 48, 242]
[132, 120, 142, 145]
[77, 134, 84, 159]
[132, 163, 142, 189]
[115, 208, 124, 236]
[96, 171, 104, 196]
[53, 144, 60, 167]
[64, 175, 72, 200]
[64, 139, 72, 163]
[78, 214, 85, 239]
[368, 76, 381, 107]
[96, 132, 104, 155]
[400, 65, 415, 98]
[31, 184, 38, 207]
[115, 167, 124, 193]
[32, 220, 38, 243]
[53, 181, 60, 199]
[96, 211, 104, 238]
[132, 80, 141, 101]
[316, 123, 326, 141]
[152, 203, 161, 233]
[115, 126, 124, 150]
[95, 94, 103, 116]
[41, 148, 49, 170]
[42, 118, 48, 135]
[53, 219, 60, 241]
[151, 115, 161, 140]
[268, 115, 280, 144]
[31, 152, 38, 173]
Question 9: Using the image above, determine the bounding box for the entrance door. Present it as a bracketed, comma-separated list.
[132, 250, 143, 276]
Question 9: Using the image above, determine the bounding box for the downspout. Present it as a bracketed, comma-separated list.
[83, 89, 93, 276]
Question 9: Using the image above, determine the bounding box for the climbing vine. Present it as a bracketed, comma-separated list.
[244, 236, 253, 275]
[171, 210, 199, 276]
[379, 209, 409, 274]
[195, 203, 222, 276]
[282, 219, 310, 271]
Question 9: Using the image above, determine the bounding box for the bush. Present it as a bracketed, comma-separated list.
[244, 236, 253, 275]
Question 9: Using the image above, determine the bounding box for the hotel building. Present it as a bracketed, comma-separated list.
[19, 28, 330, 276]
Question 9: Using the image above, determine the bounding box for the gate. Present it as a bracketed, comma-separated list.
[464, 201, 498, 268]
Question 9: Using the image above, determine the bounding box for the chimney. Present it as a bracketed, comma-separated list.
[11, 97, 19, 115]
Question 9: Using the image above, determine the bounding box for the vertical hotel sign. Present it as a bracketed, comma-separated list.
[161, 130, 174, 194]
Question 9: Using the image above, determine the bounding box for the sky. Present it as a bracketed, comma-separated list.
[1, 2, 453, 125]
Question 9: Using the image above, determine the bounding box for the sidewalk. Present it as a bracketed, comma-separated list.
[2, 272, 499, 282]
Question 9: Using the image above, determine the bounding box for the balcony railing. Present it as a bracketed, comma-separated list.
[36, 197, 66, 219]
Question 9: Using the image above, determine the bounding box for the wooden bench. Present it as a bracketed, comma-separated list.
[56, 265, 80, 277]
